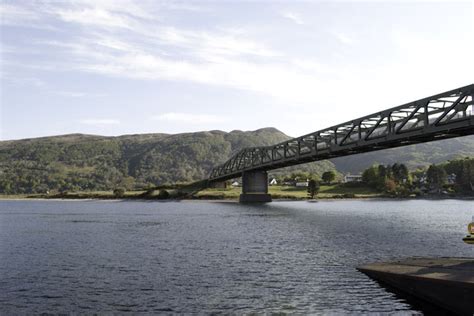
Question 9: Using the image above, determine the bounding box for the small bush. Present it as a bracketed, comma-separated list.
[113, 188, 126, 198]
[157, 189, 170, 199]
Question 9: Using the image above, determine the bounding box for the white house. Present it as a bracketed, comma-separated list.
[295, 180, 309, 187]
[269, 178, 278, 186]
[343, 174, 363, 183]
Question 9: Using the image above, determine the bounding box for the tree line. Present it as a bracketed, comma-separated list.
[361, 157, 474, 196]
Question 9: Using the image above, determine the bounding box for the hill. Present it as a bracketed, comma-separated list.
[1, 128, 473, 194]
[331, 136, 474, 173]
[0, 128, 333, 194]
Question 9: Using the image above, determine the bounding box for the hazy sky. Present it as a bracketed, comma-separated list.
[1, 0, 473, 140]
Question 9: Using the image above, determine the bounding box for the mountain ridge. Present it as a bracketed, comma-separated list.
[1, 128, 473, 194]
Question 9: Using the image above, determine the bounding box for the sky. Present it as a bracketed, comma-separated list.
[1, 0, 473, 140]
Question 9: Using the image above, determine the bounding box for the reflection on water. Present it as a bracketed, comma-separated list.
[0, 199, 472, 313]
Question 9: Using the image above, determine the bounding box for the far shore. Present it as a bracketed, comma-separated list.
[2, 183, 472, 202]
[1, 193, 473, 202]
[1, 197, 474, 203]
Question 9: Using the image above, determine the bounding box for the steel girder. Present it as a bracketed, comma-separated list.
[209, 84, 474, 182]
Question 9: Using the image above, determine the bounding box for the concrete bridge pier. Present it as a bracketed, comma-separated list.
[239, 170, 272, 203]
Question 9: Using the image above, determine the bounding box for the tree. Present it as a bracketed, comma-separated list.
[392, 163, 409, 184]
[384, 178, 397, 194]
[158, 189, 170, 199]
[291, 171, 310, 182]
[459, 158, 474, 192]
[113, 187, 125, 197]
[322, 171, 336, 184]
[427, 164, 447, 192]
[399, 164, 410, 184]
[362, 166, 378, 188]
[378, 165, 387, 178]
[120, 176, 136, 190]
[307, 179, 320, 199]
[376, 165, 389, 189]
[441, 157, 474, 193]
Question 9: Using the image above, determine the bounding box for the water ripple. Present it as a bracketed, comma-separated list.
[0, 199, 471, 313]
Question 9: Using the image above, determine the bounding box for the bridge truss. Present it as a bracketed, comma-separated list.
[209, 84, 474, 182]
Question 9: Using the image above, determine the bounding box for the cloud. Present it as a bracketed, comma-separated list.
[151, 26, 281, 58]
[4, 1, 284, 102]
[67, 50, 328, 105]
[80, 119, 120, 125]
[280, 11, 304, 25]
[0, 3, 39, 25]
[153, 113, 226, 124]
[45, 0, 155, 28]
[332, 31, 355, 45]
[6, 0, 473, 130]
[52, 7, 132, 29]
[163, 2, 209, 12]
[0, 2, 58, 30]
[55, 91, 107, 98]
[2, 74, 46, 87]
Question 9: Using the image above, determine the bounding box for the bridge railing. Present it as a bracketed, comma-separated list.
[209, 84, 474, 181]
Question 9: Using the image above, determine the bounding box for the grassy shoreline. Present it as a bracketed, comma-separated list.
[2, 184, 471, 201]
[196, 184, 382, 200]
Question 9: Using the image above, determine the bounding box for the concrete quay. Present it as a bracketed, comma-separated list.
[358, 257, 474, 315]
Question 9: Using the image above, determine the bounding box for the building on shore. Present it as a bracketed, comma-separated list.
[343, 174, 363, 183]
[295, 180, 309, 187]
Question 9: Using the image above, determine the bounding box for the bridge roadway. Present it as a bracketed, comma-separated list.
[208, 84, 474, 202]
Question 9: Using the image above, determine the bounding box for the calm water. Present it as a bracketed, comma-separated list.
[0, 199, 473, 314]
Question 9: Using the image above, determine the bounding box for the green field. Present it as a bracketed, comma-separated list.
[196, 184, 381, 200]
[0, 184, 381, 200]
[0, 190, 148, 200]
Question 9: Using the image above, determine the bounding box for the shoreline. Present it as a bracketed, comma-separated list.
[3, 182, 473, 202]
[1, 196, 473, 202]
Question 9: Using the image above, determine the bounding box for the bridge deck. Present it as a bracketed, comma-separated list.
[210, 84, 474, 182]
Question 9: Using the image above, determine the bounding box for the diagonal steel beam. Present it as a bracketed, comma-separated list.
[209, 84, 474, 182]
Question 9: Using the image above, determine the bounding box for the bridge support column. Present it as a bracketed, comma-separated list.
[239, 171, 272, 203]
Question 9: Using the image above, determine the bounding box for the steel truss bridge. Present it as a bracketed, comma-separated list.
[209, 84, 474, 182]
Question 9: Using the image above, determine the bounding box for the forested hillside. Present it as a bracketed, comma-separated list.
[332, 136, 474, 173]
[1, 128, 473, 194]
[0, 128, 334, 194]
